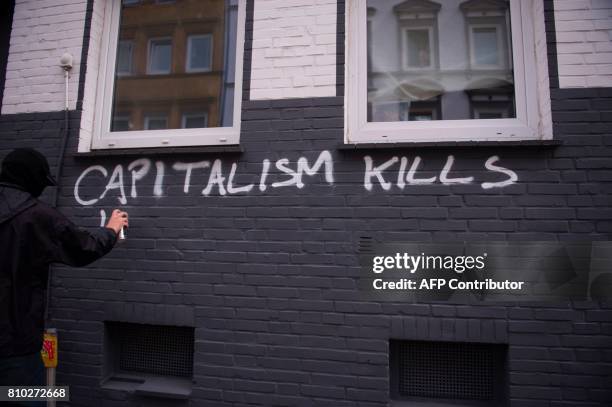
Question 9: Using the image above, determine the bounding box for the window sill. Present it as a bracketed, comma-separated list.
[338, 139, 561, 150]
[75, 145, 242, 157]
[101, 374, 192, 399]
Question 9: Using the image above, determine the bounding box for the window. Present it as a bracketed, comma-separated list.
[182, 112, 209, 129]
[390, 340, 507, 406]
[402, 28, 433, 70]
[147, 38, 172, 75]
[346, 0, 552, 143]
[186, 34, 213, 72]
[92, 0, 245, 149]
[116, 40, 133, 75]
[471, 26, 501, 68]
[394, 0, 439, 73]
[462, 0, 512, 71]
[144, 114, 168, 130]
[112, 114, 131, 131]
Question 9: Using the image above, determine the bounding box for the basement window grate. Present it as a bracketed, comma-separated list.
[106, 322, 194, 378]
[391, 340, 507, 404]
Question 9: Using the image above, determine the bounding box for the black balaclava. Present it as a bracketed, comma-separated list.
[0, 148, 57, 197]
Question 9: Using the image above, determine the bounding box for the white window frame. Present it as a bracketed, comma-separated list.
[90, 0, 245, 149]
[116, 40, 133, 76]
[182, 112, 209, 129]
[147, 37, 173, 75]
[186, 34, 213, 73]
[469, 24, 503, 70]
[345, 0, 551, 144]
[401, 26, 434, 71]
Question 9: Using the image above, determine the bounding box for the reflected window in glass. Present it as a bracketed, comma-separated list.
[116, 40, 133, 76]
[144, 114, 168, 130]
[182, 113, 209, 129]
[148, 38, 172, 74]
[187, 35, 213, 72]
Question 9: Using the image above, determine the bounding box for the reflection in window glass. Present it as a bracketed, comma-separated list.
[111, 0, 237, 132]
[182, 113, 208, 128]
[187, 35, 212, 72]
[367, 0, 515, 122]
[473, 27, 499, 66]
[478, 112, 504, 119]
[405, 29, 431, 68]
[117, 40, 133, 75]
[148, 38, 172, 74]
[411, 113, 433, 121]
[112, 115, 130, 131]
[144, 115, 168, 130]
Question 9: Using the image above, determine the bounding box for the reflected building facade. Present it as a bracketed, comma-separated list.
[111, 0, 237, 132]
[367, 0, 515, 122]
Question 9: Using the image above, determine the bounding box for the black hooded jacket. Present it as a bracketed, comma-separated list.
[0, 183, 117, 357]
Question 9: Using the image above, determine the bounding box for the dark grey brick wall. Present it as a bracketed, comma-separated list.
[0, 0, 611, 406]
[1, 91, 611, 407]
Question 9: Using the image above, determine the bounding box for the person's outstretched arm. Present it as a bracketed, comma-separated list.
[48, 209, 128, 267]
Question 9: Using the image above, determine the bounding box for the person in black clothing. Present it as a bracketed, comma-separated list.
[0, 148, 128, 392]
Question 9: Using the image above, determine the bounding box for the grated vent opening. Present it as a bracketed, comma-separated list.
[108, 322, 194, 378]
[395, 340, 506, 401]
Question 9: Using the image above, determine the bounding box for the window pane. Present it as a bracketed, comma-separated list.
[473, 27, 498, 66]
[111, 0, 237, 131]
[117, 41, 132, 74]
[188, 36, 212, 71]
[145, 115, 168, 130]
[367, 0, 515, 122]
[405, 30, 430, 68]
[182, 113, 208, 128]
[112, 115, 130, 131]
[149, 39, 172, 73]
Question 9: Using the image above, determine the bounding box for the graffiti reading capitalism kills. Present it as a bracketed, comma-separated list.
[73, 150, 519, 206]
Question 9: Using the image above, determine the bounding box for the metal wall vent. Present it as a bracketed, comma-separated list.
[358, 235, 375, 253]
[391, 340, 507, 404]
[107, 322, 194, 378]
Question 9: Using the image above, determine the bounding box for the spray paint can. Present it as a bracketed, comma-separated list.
[119, 226, 126, 241]
[41, 328, 58, 369]
[42, 328, 58, 406]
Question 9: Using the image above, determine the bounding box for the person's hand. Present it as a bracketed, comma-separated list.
[105, 209, 128, 235]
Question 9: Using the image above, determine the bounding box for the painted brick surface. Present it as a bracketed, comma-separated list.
[1, 0, 86, 114]
[250, 0, 337, 100]
[554, 0, 612, 88]
[1, 92, 611, 406]
[0, 1, 611, 406]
